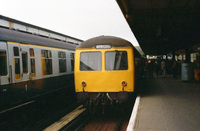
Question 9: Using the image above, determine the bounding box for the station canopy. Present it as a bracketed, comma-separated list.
[117, 0, 200, 55]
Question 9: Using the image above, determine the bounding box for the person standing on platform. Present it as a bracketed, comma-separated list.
[155, 60, 160, 77]
[171, 60, 178, 78]
[161, 60, 166, 77]
[194, 60, 200, 82]
[148, 60, 154, 78]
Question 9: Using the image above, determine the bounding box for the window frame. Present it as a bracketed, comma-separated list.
[58, 51, 67, 73]
[22, 51, 28, 74]
[70, 53, 75, 71]
[41, 49, 53, 75]
[13, 47, 21, 79]
[30, 48, 36, 77]
[80, 52, 102, 71]
[0, 50, 8, 76]
[105, 51, 128, 71]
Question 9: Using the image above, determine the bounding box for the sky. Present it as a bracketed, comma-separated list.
[0, 0, 139, 46]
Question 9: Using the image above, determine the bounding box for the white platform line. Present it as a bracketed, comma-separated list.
[126, 96, 140, 131]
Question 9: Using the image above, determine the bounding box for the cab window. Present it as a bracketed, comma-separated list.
[0, 50, 7, 75]
[105, 51, 128, 70]
[80, 52, 102, 71]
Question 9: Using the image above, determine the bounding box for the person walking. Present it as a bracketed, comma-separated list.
[161, 60, 166, 77]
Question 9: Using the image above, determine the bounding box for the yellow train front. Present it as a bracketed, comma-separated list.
[75, 36, 138, 113]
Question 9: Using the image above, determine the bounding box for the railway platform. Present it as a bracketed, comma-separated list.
[128, 74, 200, 131]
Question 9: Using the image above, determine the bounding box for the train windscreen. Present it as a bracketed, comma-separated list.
[105, 51, 128, 70]
[80, 52, 102, 71]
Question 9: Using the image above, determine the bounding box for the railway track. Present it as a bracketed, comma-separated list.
[0, 86, 77, 131]
[43, 103, 132, 131]
[77, 96, 137, 131]
[61, 107, 92, 131]
[44, 105, 90, 131]
[76, 104, 133, 131]
[53, 107, 127, 131]
[78, 112, 128, 131]
[0, 88, 137, 131]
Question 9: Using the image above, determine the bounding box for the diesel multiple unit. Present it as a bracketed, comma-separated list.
[74, 36, 142, 113]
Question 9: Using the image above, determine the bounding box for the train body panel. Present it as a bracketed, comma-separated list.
[0, 27, 79, 109]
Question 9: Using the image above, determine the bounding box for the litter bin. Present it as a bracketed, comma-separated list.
[181, 63, 192, 81]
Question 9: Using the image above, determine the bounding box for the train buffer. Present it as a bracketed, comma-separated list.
[127, 74, 200, 131]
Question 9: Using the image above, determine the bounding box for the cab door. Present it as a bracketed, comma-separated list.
[0, 41, 9, 86]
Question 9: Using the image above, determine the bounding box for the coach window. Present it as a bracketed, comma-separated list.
[13, 47, 20, 79]
[14, 47, 19, 56]
[58, 51, 67, 73]
[105, 51, 128, 70]
[70, 53, 75, 71]
[80, 52, 102, 71]
[30, 48, 35, 77]
[0, 50, 7, 76]
[22, 52, 28, 74]
[41, 50, 52, 75]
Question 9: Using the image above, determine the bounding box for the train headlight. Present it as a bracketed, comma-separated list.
[122, 81, 127, 87]
[82, 81, 87, 87]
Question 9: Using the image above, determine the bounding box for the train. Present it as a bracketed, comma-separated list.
[74, 36, 142, 113]
[0, 26, 80, 109]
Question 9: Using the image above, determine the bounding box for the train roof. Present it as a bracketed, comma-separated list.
[0, 15, 83, 43]
[77, 36, 133, 48]
[0, 28, 76, 51]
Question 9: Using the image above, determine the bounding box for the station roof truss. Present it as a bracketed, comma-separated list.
[117, 0, 200, 55]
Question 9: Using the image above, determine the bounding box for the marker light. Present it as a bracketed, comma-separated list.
[82, 81, 87, 87]
[122, 81, 127, 87]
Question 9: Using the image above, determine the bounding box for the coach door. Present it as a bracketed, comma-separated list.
[7, 42, 21, 84]
[20, 45, 30, 84]
[8, 42, 30, 89]
[0, 41, 9, 86]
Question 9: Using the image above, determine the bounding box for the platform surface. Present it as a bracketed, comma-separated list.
[133, 75, 200, 131]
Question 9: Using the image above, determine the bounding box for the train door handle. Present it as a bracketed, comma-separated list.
[29, 73, 32, 80]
